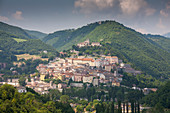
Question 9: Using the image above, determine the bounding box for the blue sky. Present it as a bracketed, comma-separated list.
[0, 0, 170, 35]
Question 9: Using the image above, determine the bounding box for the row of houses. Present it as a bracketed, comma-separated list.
[77, 39, 101, 48]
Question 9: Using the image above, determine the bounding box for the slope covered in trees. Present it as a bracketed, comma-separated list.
[44, 20, 170, 79]
[0, 22, 35, 39]
[43, 22, 101, 50]
[0, 84, 74, 113]
[0, 31, 57, 55]
[145, 34, 170, 52]
[142, 81, 170, 109]
[25, 30, 47, 40]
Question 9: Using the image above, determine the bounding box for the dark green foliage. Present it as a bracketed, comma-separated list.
[145, 34, 170, 52]
[0, 31, 58, 59]
[131, 101, 134, 113]
[0, 84, 74, 113]
[141, 81, 170, 109]
[118, 100, 122, 113]
[19, 76, 26, 86]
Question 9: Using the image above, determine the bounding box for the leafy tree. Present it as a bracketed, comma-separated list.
[19, 76, 26, 86]
[60, 95, 70, 104]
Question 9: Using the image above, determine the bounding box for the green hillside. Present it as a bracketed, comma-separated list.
[43, 22, 102, 51]
[0, 22, 35, 39]
[25, 29, 47, 40]
[0, 31, 57, 55]
[145, 34, 170, 52]
[43, 20, 170, 79]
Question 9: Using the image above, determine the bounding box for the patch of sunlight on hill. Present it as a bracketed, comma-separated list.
[13, 38, 27, 42]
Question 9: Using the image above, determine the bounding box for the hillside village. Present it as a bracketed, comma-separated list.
[0, 48, 154, 95]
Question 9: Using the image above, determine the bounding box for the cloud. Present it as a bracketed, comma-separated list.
[160, 10, 168, 17]
[160, 2, 170, 17]
[119, 0, 155, 16]
[136, 28, 147, 34]
[12, 11, 23, 20]
[145, 8, 156, 16]
[156, 18, 166, 29]
[74, 0, 115, 14]
[0, 16, 9, 22]
[119, 0, 147, 15]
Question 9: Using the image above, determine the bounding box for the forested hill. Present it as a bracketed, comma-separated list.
[43, 20, 170, 79]
[0, 22, 35, 39]
[0, 22, 59, 60]
[145, 34, 170, 52]
[0, 31, 57, 55]
[25, 29, 47, 40]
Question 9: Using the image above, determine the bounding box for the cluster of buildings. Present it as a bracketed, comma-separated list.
[36, 56, 123, 90]
[77, 39, 101, 48]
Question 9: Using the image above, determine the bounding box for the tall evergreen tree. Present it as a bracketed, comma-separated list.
[118, 100, 122, 113]
[131, 101, 134, 113]
[126, 102, 129, 113]
[137, 101, 140, 113]
[123, 102, 125, 113]
[109, 101, 114, 113]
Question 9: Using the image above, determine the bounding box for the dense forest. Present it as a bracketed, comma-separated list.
[0, 84, 74, 113]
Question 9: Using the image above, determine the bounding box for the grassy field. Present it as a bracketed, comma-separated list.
[16, 54, 48, 61]
[13, 38, 27, 42]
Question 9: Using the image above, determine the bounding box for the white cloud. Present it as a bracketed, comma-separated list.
[160, 10, 168, 17]
[119, 0, 155, 16]
[12, 11, 23, 20]
[74, 0, 115, 14]
[0, 16, 9, 22]
[156, 18, 166, 29]
[119, 0, 147, 15]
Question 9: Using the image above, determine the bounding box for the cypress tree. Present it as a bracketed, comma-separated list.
[134, 102, 136, 113]
[131, 101, 134, 113]
[126, 102, 129, 113]
[109, 101, 114, 113]
[137, 101, 140, 113]
[118, 100, 122, 113]
[123, 102, 125, 113]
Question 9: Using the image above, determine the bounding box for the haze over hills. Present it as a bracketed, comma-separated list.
[164, 32, 170, 38]
[25, 30, 47, 40]
[43, 20, 170, 79]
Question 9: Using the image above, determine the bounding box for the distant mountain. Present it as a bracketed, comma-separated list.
[25, 30, 47, 40]
[145, 34, 170, 52]
[43, 20, 170, 79]
[0, 22, 35, 39]
[164, 32, 170, 38]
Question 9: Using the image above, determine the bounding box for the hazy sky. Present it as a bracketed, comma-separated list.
[0, 0, 170, 35]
